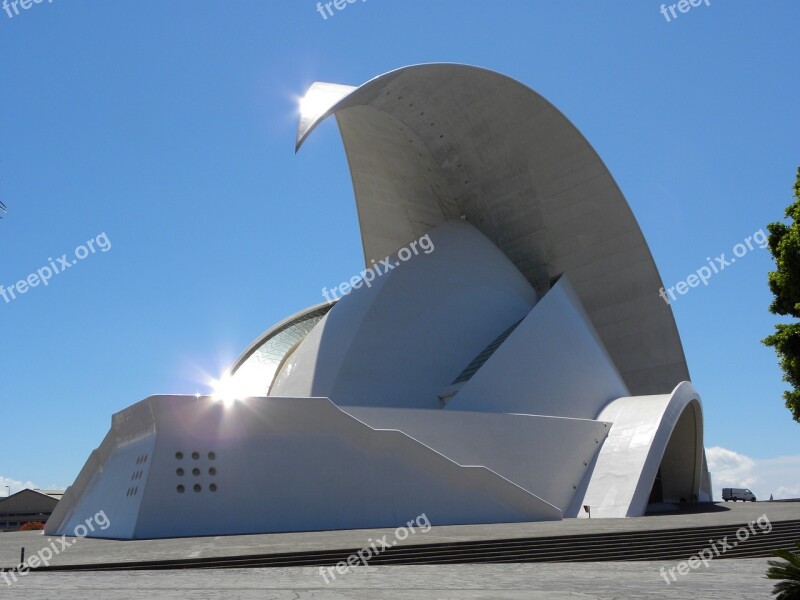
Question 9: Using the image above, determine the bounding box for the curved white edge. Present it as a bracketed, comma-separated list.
[294, 63, 545, 152]
[292, 63, 689, 398]
[699, 449, 713, 502]
[229, 301, 334, 376]
[269, 220, 538, 408]
[296, 82, 357, 151]
[572, 381, 704, 518]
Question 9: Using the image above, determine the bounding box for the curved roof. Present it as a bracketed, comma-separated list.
[296, 64, 688, 395]
[229, 302, 334, 395]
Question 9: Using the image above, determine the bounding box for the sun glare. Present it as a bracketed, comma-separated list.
[210, 374, 243, 406]
[209, 368, 266, 407]
[298, 89, 333, 121]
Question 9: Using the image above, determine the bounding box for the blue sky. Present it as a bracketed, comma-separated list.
[1, 1, 798, 500]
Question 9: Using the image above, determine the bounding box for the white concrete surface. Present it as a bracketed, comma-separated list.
[446, 275, 630, 419]
[270, 219, 537, 409]
[45, 395, 560, 539]
[48, 65, 711, 541]
[345, 406, 609, 511]
[296, 64, 689, 396]
[575, 382, 704, 518]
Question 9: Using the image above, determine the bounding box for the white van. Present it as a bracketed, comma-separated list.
[722, 488, 757, 502]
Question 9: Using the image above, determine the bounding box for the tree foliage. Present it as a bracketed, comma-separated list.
[767, 540, 800, 600]
[764, 167, 800, 422]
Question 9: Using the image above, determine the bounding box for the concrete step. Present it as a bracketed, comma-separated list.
[6, 518, 797, 572]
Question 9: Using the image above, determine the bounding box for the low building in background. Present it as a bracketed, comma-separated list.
[1, 489, 63, 531]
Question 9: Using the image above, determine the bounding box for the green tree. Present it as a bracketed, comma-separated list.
[767, 541, 800, 599]
[764, 167, 800, 422]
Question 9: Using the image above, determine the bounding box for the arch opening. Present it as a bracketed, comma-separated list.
[649, 400, 703, 505]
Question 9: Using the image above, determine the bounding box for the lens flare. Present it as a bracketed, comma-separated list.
[209, 369, 265, 406]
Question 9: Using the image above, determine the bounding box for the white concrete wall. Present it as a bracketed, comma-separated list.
[48, 395, 561, 539]
[270, 220, 538, 409]
[46, 399, 157, 539]
[344, 407, 610, 512]
[446, 276, 630, 419]
[297, 64, 690, 397]
[571, 382, 704, 518]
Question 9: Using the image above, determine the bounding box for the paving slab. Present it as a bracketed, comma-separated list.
[1, 559, 777, 599]
[0, 501, 796, 570]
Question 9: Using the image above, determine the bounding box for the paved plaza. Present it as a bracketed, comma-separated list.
[1, 502, 795, 598]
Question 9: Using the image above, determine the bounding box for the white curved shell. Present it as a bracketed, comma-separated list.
[297, 63, 688, 396]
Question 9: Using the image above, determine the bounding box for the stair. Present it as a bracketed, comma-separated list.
[7, 518, 799, 572]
